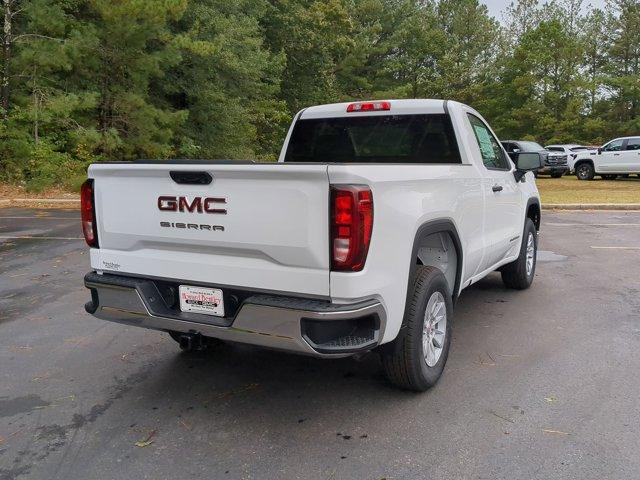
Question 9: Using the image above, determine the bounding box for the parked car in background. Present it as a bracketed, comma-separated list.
[545, 144, 590, 173]
[502, 140, 569, 178]
[574, 136, 640, 180]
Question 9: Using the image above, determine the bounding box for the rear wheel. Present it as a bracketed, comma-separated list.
[576, 162, 595, 180]
[381, 266, 453, 391]
[501, 218, 537, 290]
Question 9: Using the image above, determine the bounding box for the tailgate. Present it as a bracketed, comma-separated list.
[89, 162, 330, 297]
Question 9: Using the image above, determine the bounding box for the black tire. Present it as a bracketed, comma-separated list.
[550, 172, 564, 178]
[575, 162, 595, 180]
[381, 266, 453, 392]
[501, 218, 537, 290]
[601, 174, 617, 180]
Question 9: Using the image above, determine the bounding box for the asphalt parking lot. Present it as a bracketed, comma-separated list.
[1, 208, 639, 480]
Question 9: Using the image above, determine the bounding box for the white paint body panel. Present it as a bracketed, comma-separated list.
[89, 163, 331, 297]
[89, 99, 540, 345]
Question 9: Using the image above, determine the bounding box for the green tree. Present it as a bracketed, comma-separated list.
[603, 0, 640, 134]
[166, 0, 285, 160]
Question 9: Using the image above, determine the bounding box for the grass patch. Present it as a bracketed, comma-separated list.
[536, 175, 640, 204]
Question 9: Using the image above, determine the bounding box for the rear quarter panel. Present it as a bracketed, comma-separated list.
[327, 164, 485, 343]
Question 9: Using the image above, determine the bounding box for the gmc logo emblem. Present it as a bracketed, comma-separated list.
[158, 196, 227, 214]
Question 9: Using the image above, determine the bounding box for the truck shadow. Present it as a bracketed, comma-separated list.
[122, 272, 529, 426]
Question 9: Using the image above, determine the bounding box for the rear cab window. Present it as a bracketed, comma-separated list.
[284, 114, 461, 164]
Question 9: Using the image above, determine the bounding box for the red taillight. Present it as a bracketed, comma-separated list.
[346, 101, 390, 113]
[331, 185, 373, 271]
[81, 179, 98, 248]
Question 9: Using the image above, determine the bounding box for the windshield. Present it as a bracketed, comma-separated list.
[284, 114, 461, 164]
[570, 146, 588, 151]
[518, 141, 544, 151]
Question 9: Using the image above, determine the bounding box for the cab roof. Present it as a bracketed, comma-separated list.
[299, 99, 448, 120]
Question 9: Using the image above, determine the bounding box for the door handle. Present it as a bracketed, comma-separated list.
[492, 185, 503, 192]
[613, 153, 620, 156]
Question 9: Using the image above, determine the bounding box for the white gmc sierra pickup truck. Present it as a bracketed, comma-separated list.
[82, 99, 543, 391]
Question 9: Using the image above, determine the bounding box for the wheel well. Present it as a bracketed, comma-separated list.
[527, 202, 541, 231]
[415, 232, 458, 296]
[574, 159, 594, 168]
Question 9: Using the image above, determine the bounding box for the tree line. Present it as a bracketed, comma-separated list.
[1, 0, 638, 190]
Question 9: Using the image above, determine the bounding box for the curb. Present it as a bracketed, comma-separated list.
[542, 204, 640, 211]
[1, 198, 79, 204]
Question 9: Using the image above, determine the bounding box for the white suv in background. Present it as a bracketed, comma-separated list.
[545, 144, 590, 173]
[574, 137, 640, 180]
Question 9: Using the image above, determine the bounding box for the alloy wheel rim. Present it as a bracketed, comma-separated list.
[422, 291, 447, 367]
[525, 232, 535, 276]
[578, 165, 588, 179]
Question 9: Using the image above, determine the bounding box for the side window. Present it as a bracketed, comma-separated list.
[467, 114, 510, 170]
[603, 139, 624, 152]
[625, 138, 640, 151]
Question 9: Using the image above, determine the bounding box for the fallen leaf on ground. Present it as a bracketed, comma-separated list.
[8, 345, 33, 352]
[135, 429, 157, 447]
[544, 395, 557, 403]
[474, 354, 496, 366]
[542, 428, 570, 436]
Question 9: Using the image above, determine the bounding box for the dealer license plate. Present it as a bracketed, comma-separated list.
[179, 285, 225, 317]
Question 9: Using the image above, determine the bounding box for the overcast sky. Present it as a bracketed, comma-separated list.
[481, 0, 608, 21]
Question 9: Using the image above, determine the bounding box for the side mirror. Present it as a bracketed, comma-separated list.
[597, 147, 602, 155]
[514, 152, 544, 182]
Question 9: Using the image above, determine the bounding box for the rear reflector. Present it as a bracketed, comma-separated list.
[331, 185, 373, 271]
[81, 179, 98, 248]
[346, 101, 391, 112]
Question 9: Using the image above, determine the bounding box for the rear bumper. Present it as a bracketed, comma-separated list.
[84, 272, 386, 357]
